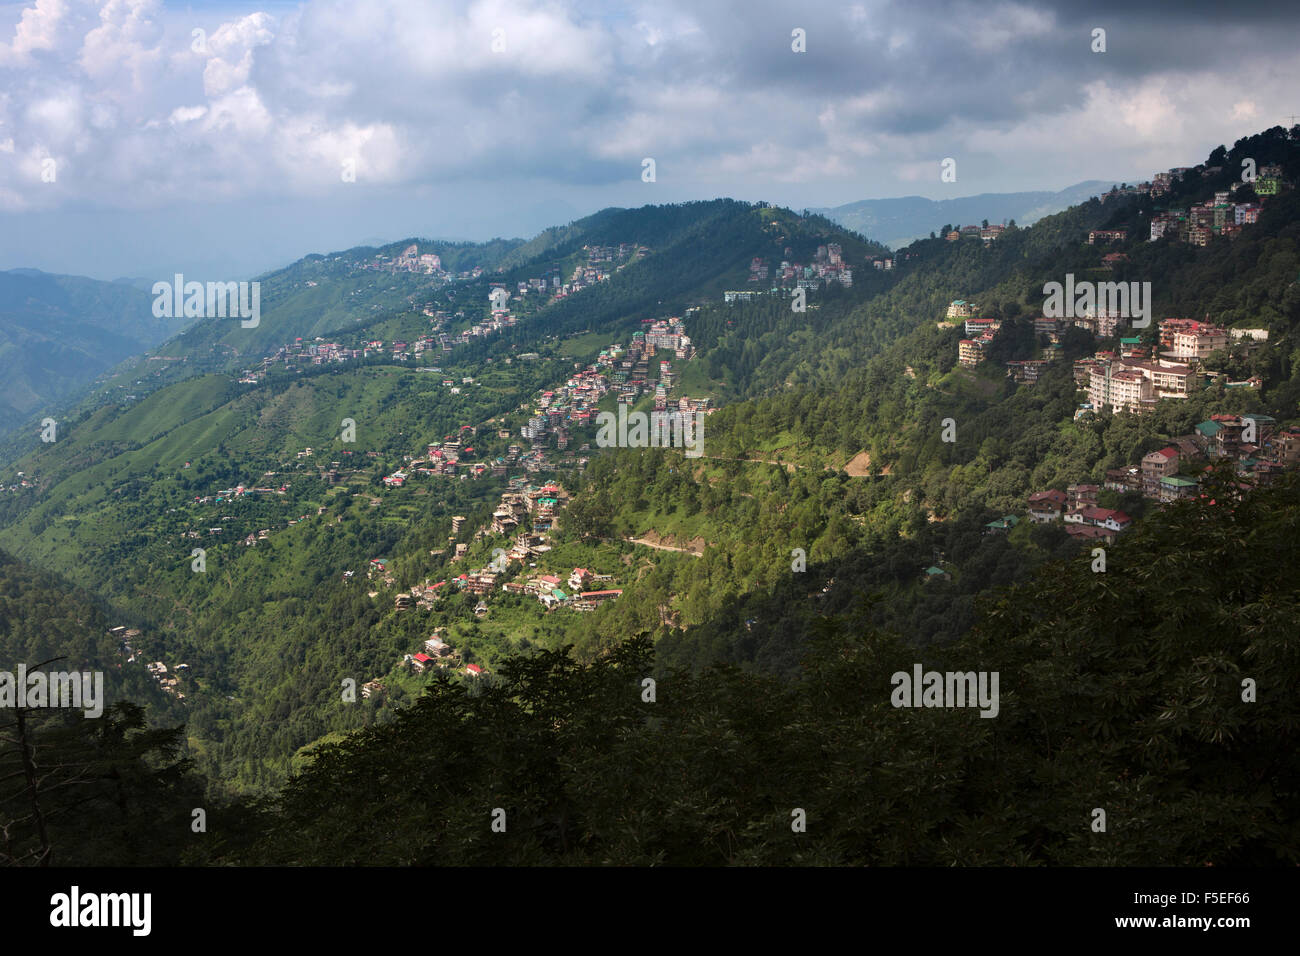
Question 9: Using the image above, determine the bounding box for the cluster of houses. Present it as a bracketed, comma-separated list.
[1075, 320, 1268, 415]
[727, 243, 862, 302]
[749, 242, 856, 288]
[949, 301, 1269, 406]
[1020, 485, 1132, 543]
[490, 565, 621, 612]
[364, 243, 449, 275]
[1104, 414, 1300, 493]
[0, 471, 35, 493]
[1100, 163, 1284, 203]
[240, 244, 646, 388]
[406, 629, 481, 679]
[943, 224, 1007, 243]
[383, 431, 558, 487]
[193, 482, 288, 504]
[489, 243, 645, 308]
[954, 312, 1003, 368]
[463, 297, 523, 345]
[520, 568, 623, 612]
[1097, 160, 1289, 244]
[110, 626, 190, 700]
[519, 319, 710, 449]
[362, 478, 625, 691]
[1149, 190, 1267, 245]
[384, 480, 573, 612]
[364, 628, 484, 695]
[144, 659, 188, 699]
[356, 242, 498, 282]
[554, 243, 646, 300]
[239, 323, 456, 384]
[976, 413, 1300, 555]
[953, 311, 1064, 374]
[1094, 161, 1287, 245]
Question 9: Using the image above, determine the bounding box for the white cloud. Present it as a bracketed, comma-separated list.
[0, 0, 1296, 220]
[0, 0, 67, 65]
[168, 103, 205, 124]
[78, 0, 164, 90]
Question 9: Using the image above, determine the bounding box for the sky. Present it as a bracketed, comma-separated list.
[1, 0, 1298, 281]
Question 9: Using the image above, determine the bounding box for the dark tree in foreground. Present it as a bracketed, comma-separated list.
[225, 472, 1300, 866]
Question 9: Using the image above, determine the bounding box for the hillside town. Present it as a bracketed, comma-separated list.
[958, 412, 1300, 578]
[359, 475, 628, 698]
[951, 305, 1269, 401]
[519, 316, 711, 447]
[724, 241, 859, 302]
[1094, 161, 1288, 245]
[942, 223, 1007, 242]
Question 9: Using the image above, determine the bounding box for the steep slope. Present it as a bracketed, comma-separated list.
[227, 471, 1300, 866]
[2, 128, 1297, 795]
[0, 270, 176, 429]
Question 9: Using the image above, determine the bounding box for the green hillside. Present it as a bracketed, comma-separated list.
[1, 128, 1298, 856]
[0, 270, 183, 431]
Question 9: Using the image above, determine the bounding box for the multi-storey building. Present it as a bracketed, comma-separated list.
[1141, 447, 1180, 498]
[1089, 364, 1151, 414]
[1170, 326, 1228, 360]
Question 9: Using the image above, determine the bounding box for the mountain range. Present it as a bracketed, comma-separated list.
[1, 128, 1298, 865]
[0, 182, 1113, 436]
[811, 180, 1117, 248]
[0, 269, 186, 429]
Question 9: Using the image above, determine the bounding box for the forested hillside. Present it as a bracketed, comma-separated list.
[1, 129, 1298, 864]
[0, 270, 177, 431]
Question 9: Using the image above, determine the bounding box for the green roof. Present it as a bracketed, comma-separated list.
[985, 515, 1020, 529]
[924, 566, 947, 576]
[1195, 421, 1221, 437]
[1161, 476, 1198, 487]
[1120, 337, 1141, 345]
[1243, 413, 1276, 423]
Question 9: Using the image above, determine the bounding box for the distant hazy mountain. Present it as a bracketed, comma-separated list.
[811, 181, 1116, 247]
[0, 269, 181, 428]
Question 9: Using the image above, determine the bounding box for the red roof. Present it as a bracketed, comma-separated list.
[413, 653, 432, 664]
[1028, 490, 1067, 505]
[466, 664, 483, 675]
[579, 590, 623, 598]
[1064, 524, 1107, 538]
[1083, 507, 1131, 524]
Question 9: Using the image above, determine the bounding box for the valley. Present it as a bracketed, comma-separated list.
[2, 129, 1299, 865]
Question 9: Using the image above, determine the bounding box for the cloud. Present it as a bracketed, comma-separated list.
[0, 0, 1296, 226]
[0, 0, 67, 65]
